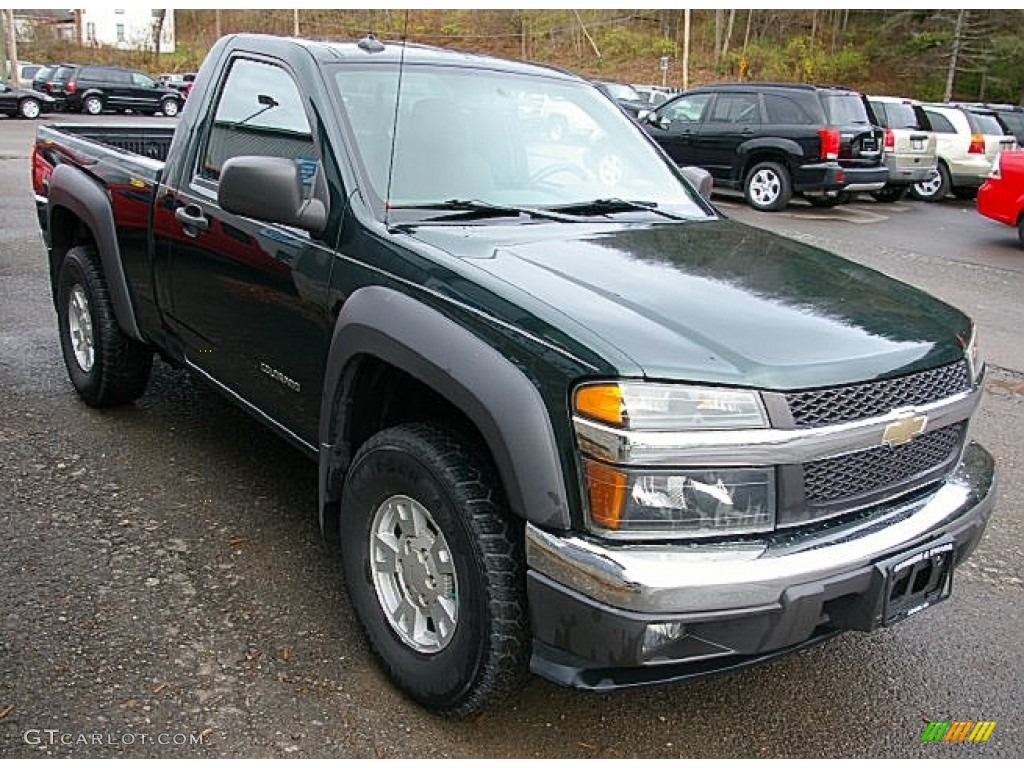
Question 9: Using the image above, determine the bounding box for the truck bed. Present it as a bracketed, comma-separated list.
[40, 123, 175, 162]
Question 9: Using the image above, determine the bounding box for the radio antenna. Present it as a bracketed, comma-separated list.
[383, 9, 410, 227]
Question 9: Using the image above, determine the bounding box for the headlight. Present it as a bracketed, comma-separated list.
[965, 325, 983, 383]
[583, 459, 775, 537]
[574, 382, 768, 430]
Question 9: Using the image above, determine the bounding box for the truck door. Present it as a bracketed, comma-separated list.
[154, 55, 339, 447]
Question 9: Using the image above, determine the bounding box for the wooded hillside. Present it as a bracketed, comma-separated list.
[23, 9, 1024, 104]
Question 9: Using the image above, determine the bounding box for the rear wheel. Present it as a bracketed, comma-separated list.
[744, 161, 791, 212]
[807, 192, 852, 208]
[1018, 215, 1024, 248]
[911, 164, 950, 202]
[952, 186, 977, 201]
[870, 185, 908, 203]
[82, 95, 103, 116]
[160, 98, 180, 117]
[339, 424, 528, 718]
[18, 98, 41, 119]
[56, 245, 152, 406]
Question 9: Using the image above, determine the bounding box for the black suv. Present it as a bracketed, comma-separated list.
[642, 83, 887, 211]
[64, 65, 183, 117]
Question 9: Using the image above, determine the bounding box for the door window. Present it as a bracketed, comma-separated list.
[923, 110, 955, 134]
[200, 58, 314, 181]
[708, 93, 760, 125]
[660, 94, 711, 125]
[132, 72, 156, 89]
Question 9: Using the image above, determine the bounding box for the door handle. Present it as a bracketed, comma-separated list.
[174, 204, 209, 233]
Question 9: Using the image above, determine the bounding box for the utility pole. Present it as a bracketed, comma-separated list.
[682, 9, 690, 90]
[3, 9, 18, 87]
[292, 9, 299, 37]
[0, 9, 8, 84]
[215, 9, 222, 40]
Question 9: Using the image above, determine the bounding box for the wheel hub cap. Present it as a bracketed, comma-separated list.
[750, 170, 780, 205]
[68, 284, 95, 372]
[370, 494, 458, 653]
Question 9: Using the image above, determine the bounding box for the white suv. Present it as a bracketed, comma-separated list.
[913, 104, 1017, 201]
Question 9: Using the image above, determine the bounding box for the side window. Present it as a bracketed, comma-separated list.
[661, 93, 711, 125]
[708, 93, 760, 125]
[924, 110, 955, 134]
[132, 72, 155, 88]
[869, 102, 887, 127]
[763, 93, 817, 125]
[200, 58, 313, 182]
[110, 70, 132, 85]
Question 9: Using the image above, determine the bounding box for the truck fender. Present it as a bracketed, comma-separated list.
[47, 163, 144, 342]
[318, 286, 572, 536]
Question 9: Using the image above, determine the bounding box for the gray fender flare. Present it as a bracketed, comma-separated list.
[47, 163, 144, 341]
[318, 285, 572, 536]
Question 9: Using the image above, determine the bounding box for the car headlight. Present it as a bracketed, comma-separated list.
[574, 382, 774, 538]
[574, 381, 769, 431]
[583, 460, 775, 536]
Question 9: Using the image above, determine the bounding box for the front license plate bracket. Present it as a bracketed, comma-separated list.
[882, 538, 954, 626]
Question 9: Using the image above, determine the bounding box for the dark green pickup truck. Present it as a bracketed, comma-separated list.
[33, 34, 995, 717]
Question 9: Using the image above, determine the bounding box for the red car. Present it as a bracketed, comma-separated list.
[977, 149, 1024, 246]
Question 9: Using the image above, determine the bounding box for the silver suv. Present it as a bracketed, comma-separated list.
[913, 104, 1017, 202]
[867, 96, 937, 202]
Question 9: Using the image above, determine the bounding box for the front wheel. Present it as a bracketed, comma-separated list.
[339, 424, 528, 718]
[56, 245, 152, 406]
[744, 161, 791, 212]
[911, 164, 950, 202]
[82, 95, 104, 116]
[19, 98, 41, 119]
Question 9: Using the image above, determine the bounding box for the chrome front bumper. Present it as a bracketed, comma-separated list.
[526, 443, 995, 688]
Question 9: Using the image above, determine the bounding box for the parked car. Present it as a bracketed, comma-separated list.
[33, 63, 79, 111]
[0, 81, 55, 119]
[642, 82, 887, 211]
[33, 34, 994, 718]
[594, 81, 649, 118]
[633, 84, 681, 108]
[64, 65, 184, 116]
[977, 149, 1024, 246]
[5, 60, 43, 88]
[866, 95, 937, 202]
[158, 72, 196, 98]
[912, 104, 1017, 202]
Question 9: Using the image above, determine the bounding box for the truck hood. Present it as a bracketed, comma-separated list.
[409, 218, 971, 390]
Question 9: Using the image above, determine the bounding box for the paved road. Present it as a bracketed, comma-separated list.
[1, 114, 1022, 757]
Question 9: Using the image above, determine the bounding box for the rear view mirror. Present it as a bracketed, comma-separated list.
[218, 156, 326, 235]
[680, 166, 713, 199]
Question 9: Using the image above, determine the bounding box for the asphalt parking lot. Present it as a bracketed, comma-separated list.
[1, 112, 1022, 757]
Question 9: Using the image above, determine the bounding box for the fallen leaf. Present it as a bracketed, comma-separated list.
[0, 704, 14, 720]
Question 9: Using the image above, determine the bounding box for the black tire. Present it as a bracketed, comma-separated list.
[82, 95, 104, 116]
[870, 185, 908, 203]
[952, 186, 977, 201]
[160, 98, 180, 117]
[18, 97, 42, 119]
[56, 245, 152, 407]
[339, 423, 528, 718]
[743, 161, 791, 212]
[911, 163, 950, 202]
[1018, 215, 1024, 248]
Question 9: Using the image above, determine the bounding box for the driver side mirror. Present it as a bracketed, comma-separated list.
[218, 156, 327, 235]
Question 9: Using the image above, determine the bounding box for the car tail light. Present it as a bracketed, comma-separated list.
[883, 128, 895, 153]
[42, 82, 52, 92]
[818, 128, 840, 161]
[968, 133, 985, 154]
[65, 80, 77, 95]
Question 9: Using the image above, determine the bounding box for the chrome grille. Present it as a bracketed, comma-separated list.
[786, 360, 971, 429]
[803, 423, 965, 506]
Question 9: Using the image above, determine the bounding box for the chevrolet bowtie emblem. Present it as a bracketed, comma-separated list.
[882, 413, 928, 447]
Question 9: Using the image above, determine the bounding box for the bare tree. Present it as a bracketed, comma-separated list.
[152, 9, 166, 59]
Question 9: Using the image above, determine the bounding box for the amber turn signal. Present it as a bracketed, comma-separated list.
[574, 383, 625, 426]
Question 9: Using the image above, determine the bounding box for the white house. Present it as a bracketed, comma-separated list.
[80, 7, 175, 53]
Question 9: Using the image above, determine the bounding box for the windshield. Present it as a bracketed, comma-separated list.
[332, 64, 708, 222]
[822, 93, 870, 125]
[603, 82, 643, 101]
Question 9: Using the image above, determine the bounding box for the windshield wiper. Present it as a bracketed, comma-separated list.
[390, 199, 585, 229]
[551, 198, 691, 221]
